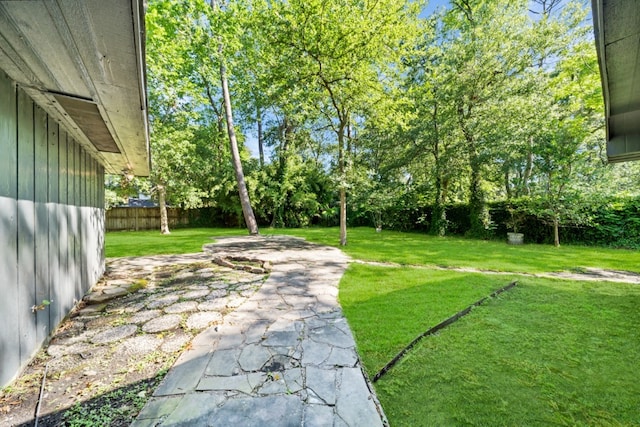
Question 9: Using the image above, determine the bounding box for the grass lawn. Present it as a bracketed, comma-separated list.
[105, 227, 245, 257]
[362, 271, 640, 426]
[271, 227, 640, 274]
[107, 226, 640, 274]
[339, 264, 521, 374]
[278, 227, 640, 425]
[106, 226, 640, 425]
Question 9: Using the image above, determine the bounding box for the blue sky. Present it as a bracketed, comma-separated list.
[421, 0, 450, 17]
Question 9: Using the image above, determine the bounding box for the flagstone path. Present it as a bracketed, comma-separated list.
[132, 235, 386, 427]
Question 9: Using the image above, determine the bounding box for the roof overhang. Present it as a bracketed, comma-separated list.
[0, 0, 150, 176]
[592, 0, 640, 163]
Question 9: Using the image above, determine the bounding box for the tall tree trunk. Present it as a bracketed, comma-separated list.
[158, 184, 170, 235]
[338, 123, 347, 246]
[271, 116, 292, 228]
[553, 215, 560, 247]
[257, 104, 264, 168]
[340, 188, 347, 245]
[442, 178, 450, 207]
[431, 173, 447, 237]
[522, 136, 534, 196]
[458, 102, 487, 238]
[467, 141, 488, 238]
[430, 101, 446, 237]
[220, 62, 259, 235]
[211, 0, 258, 235]
[505, 169, 512, 199]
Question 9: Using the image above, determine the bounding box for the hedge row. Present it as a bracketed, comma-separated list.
[180, 196, 640, 249]
[350, 197, 640, 249]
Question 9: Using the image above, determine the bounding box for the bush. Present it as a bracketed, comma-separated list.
[179, 195, 640, 248]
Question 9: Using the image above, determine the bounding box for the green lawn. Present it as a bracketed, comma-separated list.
[105, 227, 245, 257]
[107, 226, 640, 274]
[365, 272, 640, 426]
[271, 227, 640, 273]
[339, 264, 521, 374]
[106, 226, 640, 426]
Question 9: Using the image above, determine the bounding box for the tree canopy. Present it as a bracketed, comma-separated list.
[132, 0, 640, 247]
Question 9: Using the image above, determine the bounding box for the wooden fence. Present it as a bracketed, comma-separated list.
[106, 207, 190, 231]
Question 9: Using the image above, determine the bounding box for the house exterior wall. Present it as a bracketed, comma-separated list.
[0, 71, 105, 386]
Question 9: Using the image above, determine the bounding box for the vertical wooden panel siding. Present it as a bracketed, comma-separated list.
[47, 117, 60, 333]
[0, 72, 106, 387]
[58, 130, 71, 321]
[34, 105, 50, 346]
[0, 72, 20, 387]
[17, 88, 37, 368]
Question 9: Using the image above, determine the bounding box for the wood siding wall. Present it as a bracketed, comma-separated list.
[106, 207, 189, 231]
[0, 72, 105, 386]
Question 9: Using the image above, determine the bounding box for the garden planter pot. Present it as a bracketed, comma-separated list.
[507, 232, 524, 245]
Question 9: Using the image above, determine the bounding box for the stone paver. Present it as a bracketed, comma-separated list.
[142, 314, 182, 333]
[116, 335, 163, 357]
[14, 252, 266, 426]
[132, 235, 387, 427]
[164, 301, 198, 314]
[90, 324, 138, 344]
[130, 309, 163, 324]
[185, 311, 223, 329]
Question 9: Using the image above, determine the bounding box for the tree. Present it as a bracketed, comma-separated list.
[252, 0, 422, 245]
[403, 19, 466, 236]
[141, 0, 620, 244]
[528, 28, 604, 246]
[440, 0, 540, 237]
[147, 1, 221, 233]
[146, 0, 259, 235]
[207, 0, 259, 234]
